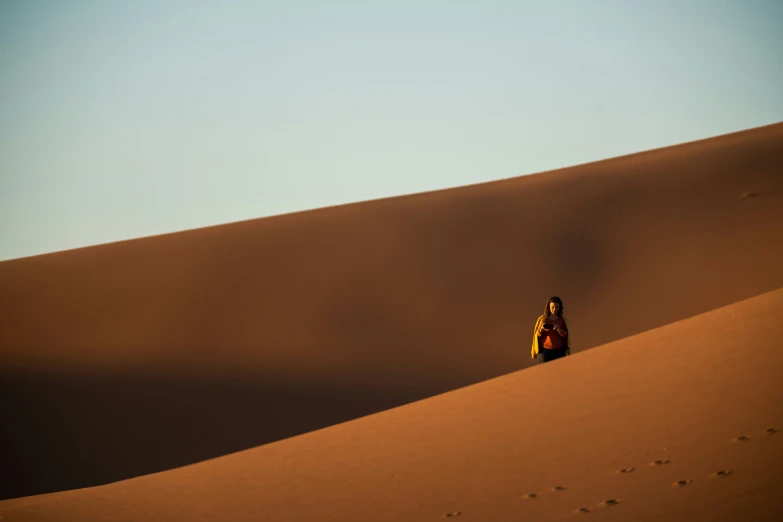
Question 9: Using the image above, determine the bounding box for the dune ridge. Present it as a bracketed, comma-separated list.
[1, 122, 783, 500]
[2, 286, 782, 521]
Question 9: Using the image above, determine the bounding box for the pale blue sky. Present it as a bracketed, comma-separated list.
[1, 1, 781, 261]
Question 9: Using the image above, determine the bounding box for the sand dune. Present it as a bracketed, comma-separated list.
[2, 286, 782, 521]
[1, 122, 783, 500]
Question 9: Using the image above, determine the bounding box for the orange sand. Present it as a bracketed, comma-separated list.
[2, 287, 782, 521]
[1, 122, 782, 518]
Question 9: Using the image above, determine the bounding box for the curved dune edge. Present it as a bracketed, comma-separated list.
[3, 287, 782, 521]
[1, 122, 783, 500]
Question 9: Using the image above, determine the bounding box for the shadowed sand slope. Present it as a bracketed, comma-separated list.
[2, 122, 783, 499]
[2, 287, 782, 521]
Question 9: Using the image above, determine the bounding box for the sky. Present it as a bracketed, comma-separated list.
[1, 1, 782, 261]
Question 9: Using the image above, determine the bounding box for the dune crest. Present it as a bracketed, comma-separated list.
[2, 122, 783, 500]
[3, 286, 782, 521]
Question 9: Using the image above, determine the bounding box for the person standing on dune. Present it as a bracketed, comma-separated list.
[531, 296, 571, 363]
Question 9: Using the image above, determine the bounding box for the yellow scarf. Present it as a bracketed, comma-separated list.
[531, 314, 571, 359]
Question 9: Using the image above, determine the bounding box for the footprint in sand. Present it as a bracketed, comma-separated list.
[443, 512, 462, 518]
[764, 428, 778, 436]
[551, 485, 567, 492]
[522, 493, 538, 499]
[573, 500, 620, 514]
[710, 470, 734, 479]
[731, 435, 751, 443]
[617, 467, 636, 474]
[600, 498, 621, 508]
[673, 479, 693, 487]
[649, 459, 671, 467]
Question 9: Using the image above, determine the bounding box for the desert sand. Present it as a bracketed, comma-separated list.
[1, 122, 782, 518]
[2, 286, 782, 521]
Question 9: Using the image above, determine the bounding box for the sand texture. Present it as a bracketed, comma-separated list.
[1, 122, 782, 519]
